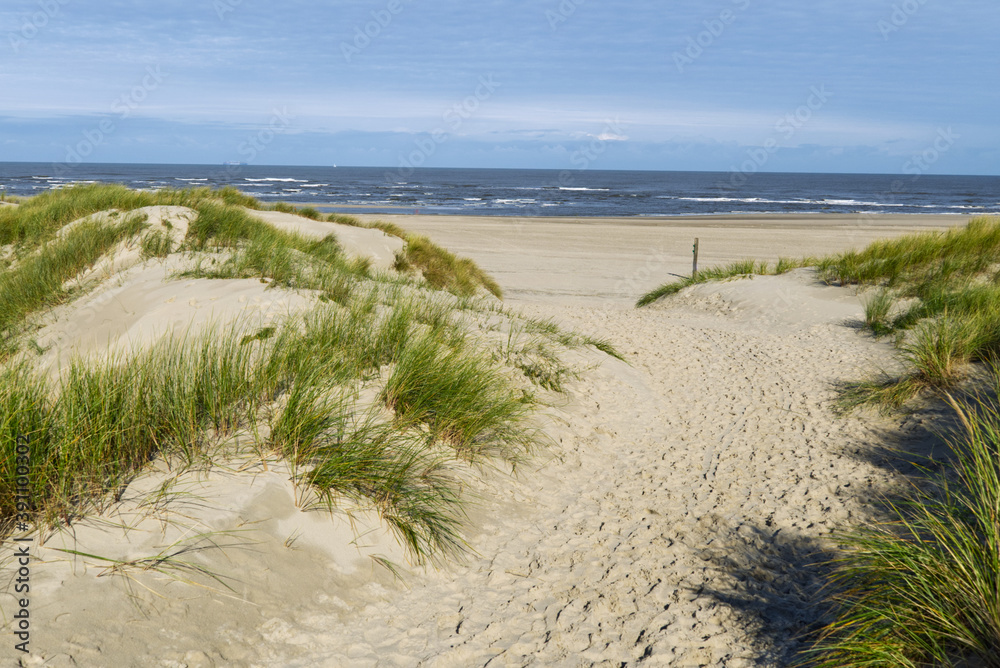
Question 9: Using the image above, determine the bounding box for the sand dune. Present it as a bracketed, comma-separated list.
[5, 214, 961, 666]
[36, 206, 404, 376]
[246, 209, 405, 270]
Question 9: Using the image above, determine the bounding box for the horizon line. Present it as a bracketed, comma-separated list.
[0, 161, 998, 179]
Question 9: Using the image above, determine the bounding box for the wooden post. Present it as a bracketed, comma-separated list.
[692, 238, 699, 278]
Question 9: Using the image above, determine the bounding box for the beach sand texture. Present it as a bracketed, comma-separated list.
[6, 214, 961, 666]
[365, 213, 961, 304]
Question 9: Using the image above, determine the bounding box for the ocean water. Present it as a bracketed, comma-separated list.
[1, 162, 998, 218]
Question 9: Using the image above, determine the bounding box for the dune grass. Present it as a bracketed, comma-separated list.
[140, 227, 176, 260]
[179, 200, 374, 296]
[0, 183, 157, 247]
[640, 215, 1000, 315]
[302, 418, 466, 560]
[328, 212, 363, 225]
[203, 201, 502, 298]
[382, 330, 535, 462]
[630, 216, 1000, 663]
[636, 215, 1000, 663]
[0, 213, 149, 356]
[52, 531, 245, 595]
[862, 289, 896, 338]
[494, 323, 577, 393]
[267, 201, 297, 214]
[0, 331, 261, 529]
[815, 216, 1000, 288]
[518, 314, 625, 363]
[0, 184, 628, 566]
[329, 215, 504, 299]
[636, 256, 815, 307]
[0, 183, 257, 249]
[403, 234, 504, 299]
[296, 206, 322, 220]
[807, 376, 1000, 667]
[0, 184, 503, 358]
[0, 297, 543, 561]
[820, 216, 1000, 410]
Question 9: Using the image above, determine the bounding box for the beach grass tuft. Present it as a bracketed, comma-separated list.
[808, 371, 1000, 667]
[382, 330, 537, 462]
[403, 235, 503, 299]
[637, 256, 815, 307]
[215, 186, 262, 209]
[328, 213, 363, 225]
[862, 289, 896, 338]
[297, 206, 322, 220]
[821, 216, 1000, 409]
[0, 184, 609, 563]
[0, 304, 540, 558]
[637, 215, 1000, 664]
[0, 184, 631, 567]
[325, 216, 504, 299]
[0, 213, 149, 356]
[0, 182, 264, 249]
[303, 418, 467, 562]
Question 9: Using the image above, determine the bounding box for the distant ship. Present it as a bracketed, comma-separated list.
[223, 161, 247, 166]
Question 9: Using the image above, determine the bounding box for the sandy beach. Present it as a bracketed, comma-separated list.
[4, 212, 964, 666]
[359, 213, 963, 304]
[7, 0, 997, 658]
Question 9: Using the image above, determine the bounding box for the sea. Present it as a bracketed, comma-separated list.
[1, 162, 998, 218]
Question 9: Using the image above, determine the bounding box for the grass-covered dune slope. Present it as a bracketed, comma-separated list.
[0, 184, 619, 566]
[640, 215, 1000, 667]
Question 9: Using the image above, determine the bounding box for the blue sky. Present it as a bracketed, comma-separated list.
[1, 0, 998, 174]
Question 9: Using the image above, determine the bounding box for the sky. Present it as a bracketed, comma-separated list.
[1, 0, 998, 175]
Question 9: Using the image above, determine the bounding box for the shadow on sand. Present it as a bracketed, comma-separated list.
[695, 391, 967, 665]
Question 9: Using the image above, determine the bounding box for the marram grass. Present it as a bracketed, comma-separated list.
[0, 184, 625, 565]
[330, 215, 504, 299]
[382, 330, 536, 462]
[632, 215, 1000, 663]
[0, 183, 503, 311]
[829, 217, 1000, 410]
[302, 417, 467, 562]
[0, 213, 149, 356]
[806, 373, 1000, 667]
[636, 256, 816, 307]
[0, 310, 536, 562]
[0, 182, 259, 248]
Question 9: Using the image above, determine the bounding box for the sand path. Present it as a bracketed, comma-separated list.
[14, 215, 956, 666]
[233, 271, 907, 667]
